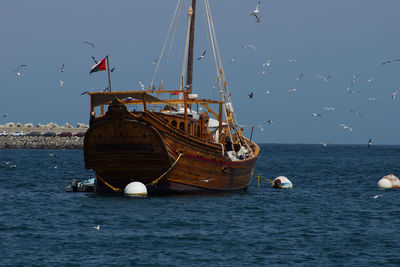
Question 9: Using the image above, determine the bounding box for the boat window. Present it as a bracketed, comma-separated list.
[172, 120, 177, 127]
[179, 122, 185, 131]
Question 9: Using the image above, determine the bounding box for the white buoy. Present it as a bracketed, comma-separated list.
[124, 182, 148, 197]
[272, 176, 293, 189]
[377, 174, 400, 189]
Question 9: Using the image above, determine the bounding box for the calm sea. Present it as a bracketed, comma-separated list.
[1, 144, 400, 266]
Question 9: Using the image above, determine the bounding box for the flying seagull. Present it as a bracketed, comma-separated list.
[367, 138, 372, 149]
[288, 88, 297, 94]
[84, 41, 95, 48]
[93, 225, 100, 230]
[312, 113, 322, 117]
[139, 81, 145, 91]
[2, 114, 9, 118]
[248, 92, 254, 99]
[258, 124, 264, 132]
[350, 109, 362, 116]
[265, 89, 274, 94]
[262, 59, 272, 67]
[196, 50, 206, 61]
[392, 90, 398, 99]
[316, 75, 332, 82]
[242, 44, 256, 50]
[266, 120, 274, 124]
[339, 124, 353, 132]
[59, 80, 64, 87]
[323, 106, 335, 111]
[288, 58, 296, 63]
[13, 64, 27, 77]
[60, 64, 65, 72]
[381, 59, 400, 65]
[91, 56, 98, 64]
[296, 74, 304, 80]
[228, 56, 237, 63]
[250, 1, 262, 23]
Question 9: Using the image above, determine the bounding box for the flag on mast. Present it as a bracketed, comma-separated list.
[90, 57, 107, 74]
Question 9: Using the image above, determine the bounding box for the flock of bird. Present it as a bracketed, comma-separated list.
[8, 1, 399, 146]
[244, 0, 399, 145]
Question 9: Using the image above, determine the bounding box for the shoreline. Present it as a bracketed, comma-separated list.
[0, 136, 83, 149]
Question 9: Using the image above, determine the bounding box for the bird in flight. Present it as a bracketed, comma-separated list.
[242, 44, 256, 50]
[312, 113, 322, 117]
[296, 74, 303, 80]
[368, 97, 377, 101]
[84, 41, 95, 48]
[93, 225, 100, 230]
[288, 58, 296, 63]
[59, 80, 64, 87]
[266, 120, 274, 124]
[288, 88, 297, 94]
[366, 77, 375, 83]
[265, 89, 274, 94]
[339, 124, 353, 132]
[262, 59, 272, 67]
[316, 75, 332, 82]
[258, 124, 264, 132]
[350, 109, 362, 116]
[196, 50, 206, 61]
[248, 92, 254, 99]
[228, 56, 237, 63]
[139, 81, 145, 91]
[13, 64, 27, 77]
[392, 90, 398, 99]
[2, 114, 9, 118]
[91, 56, 98, 64]
[323, 106, 335, 111]
[60, 64, 65, 72]
[250, 1, 262, 23]
[381, 59, 400, 65]
[367, 138, 372, 149]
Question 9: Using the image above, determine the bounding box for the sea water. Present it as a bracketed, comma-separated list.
[1, 144, 400, 266]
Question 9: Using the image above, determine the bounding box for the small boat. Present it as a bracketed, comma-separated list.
[83, 0, 259, 194]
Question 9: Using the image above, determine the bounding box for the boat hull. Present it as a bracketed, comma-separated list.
[84, 102, 259, 194]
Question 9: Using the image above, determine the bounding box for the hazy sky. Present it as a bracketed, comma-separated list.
[2, 0, 400, 145]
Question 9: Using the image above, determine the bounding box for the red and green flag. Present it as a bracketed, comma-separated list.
[90, 57, 107, 75]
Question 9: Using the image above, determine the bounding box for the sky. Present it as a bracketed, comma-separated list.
[1, 0, 400, 145]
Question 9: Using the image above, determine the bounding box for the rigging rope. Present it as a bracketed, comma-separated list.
[150, 0, 183, 91]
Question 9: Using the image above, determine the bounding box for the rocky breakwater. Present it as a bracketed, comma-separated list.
[0, 136, 84, 149]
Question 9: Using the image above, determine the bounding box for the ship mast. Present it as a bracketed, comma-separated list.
[186, 0, 196, 94]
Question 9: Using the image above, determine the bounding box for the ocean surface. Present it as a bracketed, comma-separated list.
[1, 144, 400, 266]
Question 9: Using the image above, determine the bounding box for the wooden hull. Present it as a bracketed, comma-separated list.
[84, 101, 259, 194]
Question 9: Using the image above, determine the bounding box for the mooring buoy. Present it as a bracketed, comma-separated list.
[124, 182, 148, 197]
[377, 174, 400, 189]
[272, 176, 293, 189]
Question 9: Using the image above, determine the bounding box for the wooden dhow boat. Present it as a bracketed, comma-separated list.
[84, 0, 259, 194]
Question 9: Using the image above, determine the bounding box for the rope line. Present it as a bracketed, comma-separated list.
[147, 153, 183, 186]
[253, 171, 274, 189]
[97, 174, 121, 192]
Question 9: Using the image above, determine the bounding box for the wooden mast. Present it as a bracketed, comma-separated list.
[186, 0, 196, 95]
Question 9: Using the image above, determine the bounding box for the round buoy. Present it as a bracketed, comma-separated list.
[272, 176, 293, 189]
[377, 174, 400, 189]
[124, 182, 148, 197]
